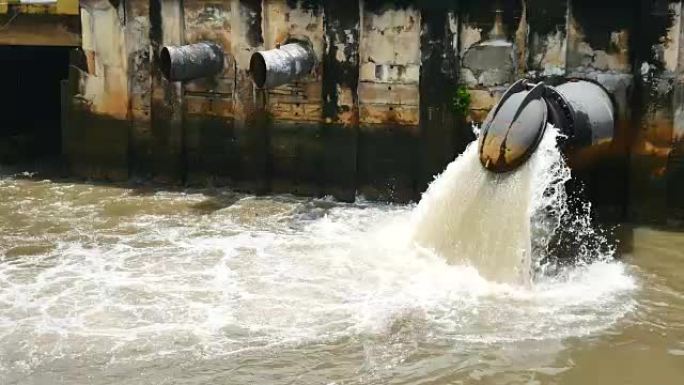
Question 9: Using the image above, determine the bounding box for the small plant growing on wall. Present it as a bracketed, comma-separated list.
[451, 85, 471, 118]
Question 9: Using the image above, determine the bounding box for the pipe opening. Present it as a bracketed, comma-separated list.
[159, 47, 172, 80]
[159, 43, 224, 81]
[249, 52, 267, 89]
[248, 41, 315, 89]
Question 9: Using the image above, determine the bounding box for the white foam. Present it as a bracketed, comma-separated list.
[409, 126, 616, 285]
[0, 147, 636, 374]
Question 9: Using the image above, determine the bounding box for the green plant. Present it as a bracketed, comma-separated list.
[451, 85, 471, 118]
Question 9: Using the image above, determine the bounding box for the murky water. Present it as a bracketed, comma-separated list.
[0, 174, 680, 384]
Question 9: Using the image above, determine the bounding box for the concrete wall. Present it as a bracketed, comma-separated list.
[61, 0, 684, 227]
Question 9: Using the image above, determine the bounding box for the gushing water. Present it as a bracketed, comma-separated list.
[0, 129, 638, 384]
[411, 126, 612, 285]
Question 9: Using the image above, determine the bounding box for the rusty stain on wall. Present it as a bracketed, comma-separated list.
[262, 0, 323, 122]
[126, 0, 152, 124]
[358, 4, 420, 126]
[79, 2, 129, 119]
[321, 0, 359, 127]
[230, 0, 263, 121]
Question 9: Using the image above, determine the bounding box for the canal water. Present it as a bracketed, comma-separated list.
[0, 141, 682, 383]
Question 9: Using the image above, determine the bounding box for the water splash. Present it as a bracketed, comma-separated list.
[410, 126, 613, 285]
[0, 143, 636, 383]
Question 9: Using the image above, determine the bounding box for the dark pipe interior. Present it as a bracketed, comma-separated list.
[159, 47, 172, 80]
[249, 52, 267, 88]
[0, 45, 70, 164]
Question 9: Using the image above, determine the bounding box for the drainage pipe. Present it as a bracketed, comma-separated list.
[555, 80, 614, 149]
[478, 79, 615, 173]
[159, 42, 225, 81]
[249, 43, 315, 89]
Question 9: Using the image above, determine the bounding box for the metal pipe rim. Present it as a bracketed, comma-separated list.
[249, 52, 268, 88]
[159, 46, 173, 80]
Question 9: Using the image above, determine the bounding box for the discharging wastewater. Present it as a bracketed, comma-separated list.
[0, 129, 682, 384]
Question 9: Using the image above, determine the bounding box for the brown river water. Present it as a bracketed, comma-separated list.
[0, 171, 682, 384]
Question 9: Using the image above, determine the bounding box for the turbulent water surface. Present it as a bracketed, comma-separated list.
[0, 139, 682, 383]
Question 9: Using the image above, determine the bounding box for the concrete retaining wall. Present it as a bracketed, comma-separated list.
[61, 0, 684, 227]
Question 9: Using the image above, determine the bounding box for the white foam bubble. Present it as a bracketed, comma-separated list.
[0, 148, 636, 374]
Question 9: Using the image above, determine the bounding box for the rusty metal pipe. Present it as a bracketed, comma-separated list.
[249, 43, 315, 89]
[159, 42, 224, 81]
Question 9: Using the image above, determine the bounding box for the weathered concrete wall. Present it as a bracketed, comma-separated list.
[630, 0, 684, 226]
[418, 2, 464, 193]
[58, 0, 684, 226]
[357, 2, 421, 201]
[63, 0, 128, 180]
[566, 0, 635, 223]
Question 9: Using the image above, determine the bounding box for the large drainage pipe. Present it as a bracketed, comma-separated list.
[478, 79, 615, 173]
[249, 42, 315, 89]
[159, 42, 225, 81]
[554, 81, 614, 149]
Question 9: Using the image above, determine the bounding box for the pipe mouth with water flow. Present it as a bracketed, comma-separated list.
[478, 79, 615, 173]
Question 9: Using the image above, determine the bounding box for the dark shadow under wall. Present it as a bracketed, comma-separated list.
[0, 46, 70, 164]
